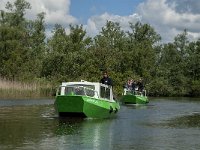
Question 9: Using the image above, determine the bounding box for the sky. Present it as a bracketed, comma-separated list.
[1, 0, 200, 43]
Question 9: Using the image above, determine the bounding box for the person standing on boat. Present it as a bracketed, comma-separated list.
[137, 78, 144, 92]
[100, 71, 113, 86]
[131, 80, 137, 94]
[125, 79, 132, 91]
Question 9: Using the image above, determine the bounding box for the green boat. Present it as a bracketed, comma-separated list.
[54, 80, 120, 118]
[120, 89, 149, 104]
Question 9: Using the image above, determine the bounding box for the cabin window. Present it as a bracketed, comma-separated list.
[100, 86, 110, 100]
[74, 86, 85, 95]
[65, 87, 74, 95]
[85, 88, 95, 97]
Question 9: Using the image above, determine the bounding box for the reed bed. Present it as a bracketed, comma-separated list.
[0, 78, 55, 99]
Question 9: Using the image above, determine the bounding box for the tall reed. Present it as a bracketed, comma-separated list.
[0, 78, 54, 99]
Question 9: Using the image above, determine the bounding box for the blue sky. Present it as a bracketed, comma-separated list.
[70, 0, 142, 24]
[1, 0, 200, 42]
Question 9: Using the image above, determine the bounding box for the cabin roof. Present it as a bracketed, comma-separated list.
[61, 80, 109, 88]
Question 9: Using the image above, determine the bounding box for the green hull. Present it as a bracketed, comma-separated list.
[54, 95, 120, 118]
[121, 94, 149, 104]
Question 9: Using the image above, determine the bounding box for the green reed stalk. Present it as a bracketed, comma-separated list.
[0, 78, 54, 99]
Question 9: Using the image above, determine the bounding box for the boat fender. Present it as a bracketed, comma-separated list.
[114, 108, 118, 113]
[109, 106, 113, 114]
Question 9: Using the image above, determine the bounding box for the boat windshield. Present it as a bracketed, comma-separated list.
[58, 85, 97, 97]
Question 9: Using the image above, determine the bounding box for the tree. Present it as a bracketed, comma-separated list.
[157, 30, 190, 96]
[128, 22, 161, 45]
[0, 0, 31, 80]
[22, 12, 46, 80]
[127, 22, 161, 80]
[93, 21, 127, 72]
[187, 40, 200, 81]
[186, 39, 200, 96]
[43, 24, 92, 82]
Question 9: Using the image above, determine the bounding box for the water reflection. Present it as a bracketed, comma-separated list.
[0, 104, 56, 150]
[55, 118, 115, 150]
[55, 117, 84, 135]
[82, 119, 114, 150]
[122, 103, 153, 110]
[144, 112, 200, 129]
[165, 113, 200, 128]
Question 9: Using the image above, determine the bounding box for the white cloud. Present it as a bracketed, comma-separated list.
[1, 0, 77, 26]
[84, 12, 141, 37]
[26, 0, 77, 25]
[137, 0, 200, 42]
[0, 0, 77, 38]
[2, 0, 200, 42]
[84, 0, 200, 42]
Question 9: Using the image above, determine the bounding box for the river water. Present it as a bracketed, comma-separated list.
[0, 97, 200, 150]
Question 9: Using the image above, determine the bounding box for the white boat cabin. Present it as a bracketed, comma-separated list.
[123, 88, 147, 97]
[57, 80, 114, 101]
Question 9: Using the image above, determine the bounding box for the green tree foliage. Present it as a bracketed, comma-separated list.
[42, 24, 71, 81]
[42, 24, 92, 83]
[92, 21, 127, 90]
[93, 21, 126, 72]
[0, 0, 45, 81]
[126, 22, 161, 81]
[153, 30, 199, 96]
[1, 0, 200, 97]
[186, 39, 200, 96]
[22, 12, 46, 80]
[0, 0, 31, 80]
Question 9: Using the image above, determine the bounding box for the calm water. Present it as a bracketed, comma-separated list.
[0, 97, 200, 150]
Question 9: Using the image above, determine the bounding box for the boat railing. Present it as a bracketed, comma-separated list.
[123, 88, 147, 97]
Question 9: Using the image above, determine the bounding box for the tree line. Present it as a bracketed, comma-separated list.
[0, 0, 200, 97]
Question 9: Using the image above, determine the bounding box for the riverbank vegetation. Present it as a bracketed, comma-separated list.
[0, 78, 54, 99]
[0, 0, 200, 98]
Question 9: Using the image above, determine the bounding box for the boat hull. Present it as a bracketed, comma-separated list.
[54, 95, 120, 118]
[121, 94, 149, 104]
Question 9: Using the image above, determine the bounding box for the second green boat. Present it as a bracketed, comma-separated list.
[120, 89, 149, 104]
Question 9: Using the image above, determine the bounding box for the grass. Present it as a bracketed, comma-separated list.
[0, 78, 55, 99]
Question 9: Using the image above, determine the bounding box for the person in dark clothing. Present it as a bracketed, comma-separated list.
[137, 78, 144, 92]
[100, 71, 113, 86]
[124, 79, 132, 90]
[131, 80, 137, 94]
